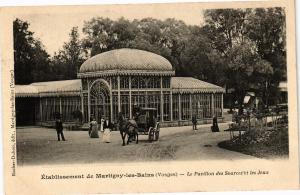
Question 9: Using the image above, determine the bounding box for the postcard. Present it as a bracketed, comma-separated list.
[0, 0, 299, 194]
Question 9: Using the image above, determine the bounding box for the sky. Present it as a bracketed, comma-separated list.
[16, 3, 205, 56]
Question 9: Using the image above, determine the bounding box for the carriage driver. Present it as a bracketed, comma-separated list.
[132, 103, 141, 120]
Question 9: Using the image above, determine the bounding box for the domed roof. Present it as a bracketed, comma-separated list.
[78, 48, 174, 77]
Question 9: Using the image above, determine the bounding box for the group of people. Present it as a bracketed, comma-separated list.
[55, 111, 220, 142]
[55, 115, 113, 143]
[89, 117, 113, 143]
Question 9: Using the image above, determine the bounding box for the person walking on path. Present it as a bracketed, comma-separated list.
[89, 117, 99, 138]
[99, 117, 105, 140]
[102, 117, 113, 143]
[100, 117, 105, 132]
[55, 117, 66, 141]
[192, 114, 197, 130]
[211, 116, 220, 132]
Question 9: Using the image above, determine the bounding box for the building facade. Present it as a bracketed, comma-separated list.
[15, 48, 225, 127]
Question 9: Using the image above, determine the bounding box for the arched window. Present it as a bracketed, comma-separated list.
[131, 77, 139, 88]
[89, 80, 111, 121]
[120, 77, 129, 89]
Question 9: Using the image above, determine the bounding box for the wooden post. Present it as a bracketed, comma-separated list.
[211, 93, 214, 118]
[45, 98, 48, 121]
[190, 93, 193, 120]
[129, 76, 132, 119]
[170, 90, 173, 121]
[109, 77, 113, 122]
[160, 76, 164, 122]
[87, 79, 91, 122]
[200, 94, 203, 119]
[178, 93, 182, 121]
[118, 76, 121, 113]
[65, 98, 68, 121]
[221, 93, 224, 117]
[59, 97, 62, 116]
[40, 98, 43, 122]
[80, 93, 84, 123]
[53, 98, 56, 120]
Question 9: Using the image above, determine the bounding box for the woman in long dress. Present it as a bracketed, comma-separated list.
[100, 117, 105, 132]
[89, 117, 99, 138]
[102, 118, 112, 143]
[99, 117, 105, 140]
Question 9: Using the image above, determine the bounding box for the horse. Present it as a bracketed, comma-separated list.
[118, 113, 139, 146]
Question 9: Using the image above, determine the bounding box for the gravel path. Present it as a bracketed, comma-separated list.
[16, 123, 256, 166]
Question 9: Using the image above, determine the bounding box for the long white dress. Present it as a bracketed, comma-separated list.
[102, 121, 111, 143]
[100, 119, 104, 132]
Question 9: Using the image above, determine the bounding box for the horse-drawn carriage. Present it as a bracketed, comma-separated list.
[134, 107, 160, 141]
[119, 107, 160, 145]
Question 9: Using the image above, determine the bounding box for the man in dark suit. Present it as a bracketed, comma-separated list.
[55, 117, 66, 141]
[103, 117, 113, 130]
[192, 114, 197, 130]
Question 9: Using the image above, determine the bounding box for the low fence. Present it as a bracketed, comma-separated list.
[227, 109, 288, 143]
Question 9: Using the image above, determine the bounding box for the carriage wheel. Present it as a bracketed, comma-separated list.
[148, 127, 154, 141]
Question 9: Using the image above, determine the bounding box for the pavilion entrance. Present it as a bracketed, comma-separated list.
[89, 79, 111, 122]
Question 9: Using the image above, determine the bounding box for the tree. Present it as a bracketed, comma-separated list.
[133, 18, 163, 45]
[52, 27, 86, 80]
[159, 18, 190, 75]
[226, 40, 273, 112]
[127, 18, 172, 60]
[180, 26, 226, 84]
[13, 18, 52, 84]
[51, 50, 69, 80]
[82, 17, 114, 56]
[30, 40, 53, 82]
[109, 17, 139, 49]
[246, 8, 286, 105]
[80, 14, 283, 105]
[203, 9, 248, 56]
[202, 8, 282, 108]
